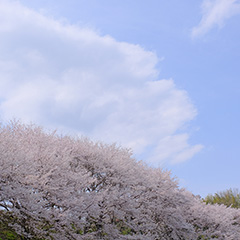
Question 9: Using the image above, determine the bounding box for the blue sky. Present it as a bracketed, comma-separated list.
[0, 0, 240, 197]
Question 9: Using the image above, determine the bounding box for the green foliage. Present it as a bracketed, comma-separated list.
[120, 227, 132, 235]
[1, 231, 18, 240]
[0, 211, 22, 240]
[197, 234, 219, 240]
[70, 223, 83, 235]
[0, 210, 49, 240]
[114, 219, 133, 235]
[203, 188, 240, 209]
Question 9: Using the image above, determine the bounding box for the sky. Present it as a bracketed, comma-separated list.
[0, 0, 239, 197]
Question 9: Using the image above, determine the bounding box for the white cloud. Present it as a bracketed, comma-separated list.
[148, 134, 203, 165]
[0, 0, 203, 166]
[192, 0, 240, 38]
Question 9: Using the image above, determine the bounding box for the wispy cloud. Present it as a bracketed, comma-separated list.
[192, 0, 240, 38]
[0, 0, 203, 165]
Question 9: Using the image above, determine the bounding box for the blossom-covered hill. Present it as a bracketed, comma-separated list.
[0, 121, 239, 239]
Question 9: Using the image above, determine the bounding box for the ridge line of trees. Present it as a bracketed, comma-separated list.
[0, 121, 239, 239]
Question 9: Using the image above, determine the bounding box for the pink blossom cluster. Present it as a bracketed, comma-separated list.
[0, 121, 239, 239]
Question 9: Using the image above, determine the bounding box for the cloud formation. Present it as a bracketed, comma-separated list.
[192, 0, 240, 38]
[0, 0, 203, 165]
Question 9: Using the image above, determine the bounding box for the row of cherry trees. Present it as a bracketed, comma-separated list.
[0, 121, 239, 239]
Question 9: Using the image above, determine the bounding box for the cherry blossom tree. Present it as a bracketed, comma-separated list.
[0, 121, 239, 239]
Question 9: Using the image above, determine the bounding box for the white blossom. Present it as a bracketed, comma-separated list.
[0, 121, 239, 239]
